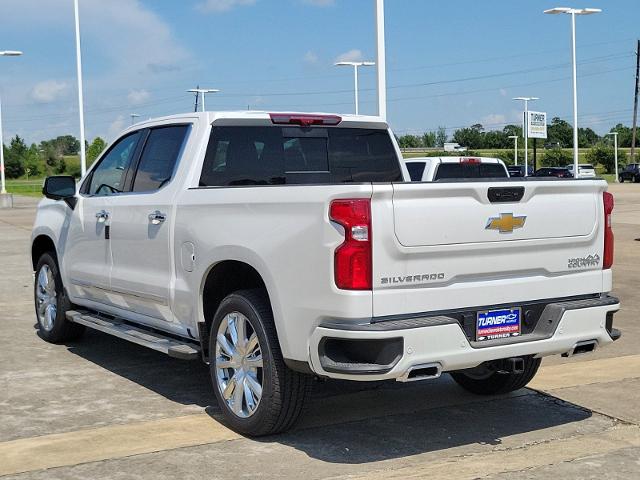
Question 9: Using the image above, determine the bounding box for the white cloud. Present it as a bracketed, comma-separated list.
[481, 113, 507, 126]
[127, 89, 151, 105]
[302, 0, 335, 6]
[335, 49, 363, 63]
[30, 80, 68, 103]
[304, 51, 319, 65]
[499, 88, 508, 97]
[196, 0, 257, 13]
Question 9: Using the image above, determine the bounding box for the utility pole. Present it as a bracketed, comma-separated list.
[375, 0, 387, 120]
[193, 85, 199, 113]
[632, 39, 640, 161]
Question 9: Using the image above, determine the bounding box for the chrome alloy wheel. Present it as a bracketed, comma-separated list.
[36, 265, 57, 331]
[215, 312, 263, 418]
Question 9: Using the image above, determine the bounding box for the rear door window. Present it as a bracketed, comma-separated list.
[132, 125, 189, 192]
[199, 126, 402, 186]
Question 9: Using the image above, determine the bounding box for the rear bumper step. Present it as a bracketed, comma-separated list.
[66, 310, 201, 360]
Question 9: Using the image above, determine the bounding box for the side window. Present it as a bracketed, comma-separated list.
[87, 131, 141, 196]
[132, 125, 189, 192]
[405, 162, 426, 181]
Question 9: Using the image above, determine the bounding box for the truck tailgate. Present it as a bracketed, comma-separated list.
[371, 180, 609, 318]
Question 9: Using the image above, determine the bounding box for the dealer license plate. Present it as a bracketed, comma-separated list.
[476, 307, 522, 341]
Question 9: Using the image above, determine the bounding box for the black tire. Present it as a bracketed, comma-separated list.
[450, 356, 541, 395]
[208, 289, 311, 436]
[635, 175, 640, 183]
[619, 176, 624, 183]
[34, 252, 85, 343]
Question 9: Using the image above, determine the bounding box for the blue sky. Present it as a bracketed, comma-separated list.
[0, 0, 638, 144]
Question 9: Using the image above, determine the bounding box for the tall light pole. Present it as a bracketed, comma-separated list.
[513, 97, 538, 176]
[544, 7, 602, 176]
[334, 61, 375, 115]
[509, 135, 519, 166]
[375, 0, 387, 120]
[0, 50, 23, 199]
[607, 132, 619, 183]
[187, 88, 220, 112]
[130, 113, 140, 125]
[73, 0, 87, 177]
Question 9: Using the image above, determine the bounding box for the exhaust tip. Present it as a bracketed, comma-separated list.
[562, 340, 598, 357]
[397, 363, 442, 382]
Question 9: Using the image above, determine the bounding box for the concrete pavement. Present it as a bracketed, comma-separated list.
[1, 185, 639, 479]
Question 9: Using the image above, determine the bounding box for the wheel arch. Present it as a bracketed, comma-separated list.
[199, 259, 281, 360]
[31, 235, 58, 270]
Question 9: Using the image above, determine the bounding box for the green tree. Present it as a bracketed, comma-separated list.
[578, 127, 600, 148]
[610, 124, 633, 148]
[452, 124, 484, 149]
[422, 131, 436, 148]
[398, 135, 422, 148]
[4, 135, 27, 178]
[87, 137, 107, 165]
[585, 143, 627, 174]
[540, 147, 572, 168]
[436, 126, 447, 147]
[23, 144, 41, 179]
[547, 117, 573, 148]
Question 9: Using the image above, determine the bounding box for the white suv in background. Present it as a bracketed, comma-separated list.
[566, 164, 597, 178]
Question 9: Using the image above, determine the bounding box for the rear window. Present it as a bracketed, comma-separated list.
[199, 126, 402, 186]
[434, 163, 507, 181]
[405, 162, 426, 181]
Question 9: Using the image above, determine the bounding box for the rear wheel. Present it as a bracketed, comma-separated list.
[34, 253, 85, 343]
[209, 289, 311, 436]
[450, 356, 541, 395]
[619, 176, 624, 183]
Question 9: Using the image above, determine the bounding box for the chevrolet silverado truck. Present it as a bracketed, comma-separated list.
[31, 111, 620, 436]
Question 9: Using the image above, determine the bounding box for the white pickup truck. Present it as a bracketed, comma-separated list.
[32, 111, 620, 436]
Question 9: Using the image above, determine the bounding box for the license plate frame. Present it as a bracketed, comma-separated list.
[476, 307, 522, 342]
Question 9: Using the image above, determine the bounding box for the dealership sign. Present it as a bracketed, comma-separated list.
[525, 111, 547, 139]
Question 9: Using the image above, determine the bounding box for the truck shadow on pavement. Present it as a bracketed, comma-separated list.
[65, 329, 592, 464]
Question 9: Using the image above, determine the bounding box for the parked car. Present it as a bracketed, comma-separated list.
[535, 167, 573, 178]
[507, 165, 534, 177]
[566, 164, 597, 178]
[619, 163, 640, 183]
[31, 111, 620, 436]
[403, 156, 509, 182]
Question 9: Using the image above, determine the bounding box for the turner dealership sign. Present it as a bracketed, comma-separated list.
[526, 111, 548, 139]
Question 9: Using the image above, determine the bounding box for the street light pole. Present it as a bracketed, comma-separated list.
[130, 113, 140, 126]
[513, 97, 538, 176]
[375, 0, 387, 120]
[509, 135, 518, 166]
[73, 0, 87, 177]
[0, 50, 23, 197]
[187, 88, 220, 112]
[544, 7, 602, 177]
[334, 61, 375, 115]
[608, 132, 619, 182]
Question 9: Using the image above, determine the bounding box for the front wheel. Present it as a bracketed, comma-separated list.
[450, 356, 541, 395]
[209, 289, 311, 436]
[619, 176, 624, 183]
[34, 253, 85, 343]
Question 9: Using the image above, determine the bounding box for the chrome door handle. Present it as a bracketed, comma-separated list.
[95, 210, 110, 223]
[148, 211, 166, 225]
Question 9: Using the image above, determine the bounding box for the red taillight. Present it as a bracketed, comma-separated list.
[460, 157, 481, 164]
[269, 113, 342, 126]
[603, 191, 614, 269]
[329, 199, 372, 290]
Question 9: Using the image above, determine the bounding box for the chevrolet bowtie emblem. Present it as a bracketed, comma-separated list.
[486, 213, 526, 233]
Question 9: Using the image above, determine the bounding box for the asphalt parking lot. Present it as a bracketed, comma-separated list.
[1, 184, 639, 479]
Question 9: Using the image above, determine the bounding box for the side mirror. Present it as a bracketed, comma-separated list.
[43, 176, 77, 208]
